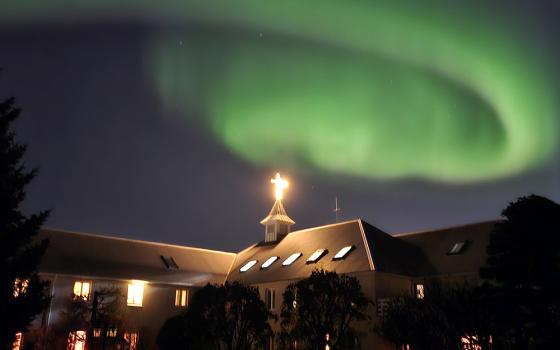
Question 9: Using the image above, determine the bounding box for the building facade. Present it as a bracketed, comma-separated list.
[19, 176, 496, 349]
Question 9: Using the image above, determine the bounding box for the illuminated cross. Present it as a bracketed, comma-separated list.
[271, 173, 288, 200]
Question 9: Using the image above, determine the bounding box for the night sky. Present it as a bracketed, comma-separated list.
[1, 1, 559, 252]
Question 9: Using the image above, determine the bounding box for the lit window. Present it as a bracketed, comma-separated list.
[124, 332, 139, 350]
[12, 332, 23, 350]
[415, 284, 425, 299]
[306, 249, 328, 264]
[175, 289, 188, 307]
[282, 253, 302, 266]
[67, 330, 86, 350]
[261, 256, 279, 270]
[13, 278, 29, 298]
[127, 282, 145, 307]
[240, 260, 258, 272]
[160, 255, 179, 270]
[106, 328, 117, 338]
[333, 245, 355, 260]
[265, 288, 276, 311]
[461, 335, 483, 350]
[73, 281, 91, 301]
[448, 241, 468, 255]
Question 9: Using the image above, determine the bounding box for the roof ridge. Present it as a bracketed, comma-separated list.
[41, 227, 236, 255]
[392, 219, 500, 237]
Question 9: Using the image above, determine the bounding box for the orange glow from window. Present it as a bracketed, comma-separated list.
[12, 333, 23, 350]
[13, 278, 29, 298]
[175, 289, 188, 307]
[127, 282, 144, 307]
[67, 331, 86, 350]
[124, 332, 139, 350]
[73, 281, 91, 300]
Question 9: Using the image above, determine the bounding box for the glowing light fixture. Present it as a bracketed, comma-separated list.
[333, 245, 355, 260]
[271, 173, 288, 200]
[261, 256, 279, 269]
[240, 260, 257, 272]
[282, 253, 302, 266]
[306, 249, 328, 263]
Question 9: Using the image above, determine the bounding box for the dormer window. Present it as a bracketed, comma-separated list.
[447, 241, 468, 255]
[306, 249, 328, 264]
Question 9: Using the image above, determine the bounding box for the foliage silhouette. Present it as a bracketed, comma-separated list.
[279, 269, 371, 350]
[0, 95, 50, 350]
[480, 195, 560, 349]
[377, 282, 494, 350]
[157, 281, 273, 350]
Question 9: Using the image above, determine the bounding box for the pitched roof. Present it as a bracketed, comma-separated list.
[260, 199, 295, 225]
[227, 219, 497, 284]
[395, 220, 498, 277]
[227, 219, 425, 284]
[38, 229, 236, 286]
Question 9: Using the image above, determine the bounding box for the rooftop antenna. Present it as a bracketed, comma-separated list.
[334, 196, 342, 223]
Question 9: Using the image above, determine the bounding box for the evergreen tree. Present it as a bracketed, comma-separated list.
[0, 96, 50, 349]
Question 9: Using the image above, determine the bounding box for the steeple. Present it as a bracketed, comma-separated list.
[261, 173, 295, 242]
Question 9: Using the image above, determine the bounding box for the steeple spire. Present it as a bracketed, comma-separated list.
[261, 173, 295, 242]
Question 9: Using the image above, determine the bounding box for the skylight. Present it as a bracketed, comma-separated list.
[447, 241, 468, 255]
[261, 256, 279, 269]
[333, 245, 355, 260]
[282, 253, 302, 266]
[306, 249, 328, 264]
[240, 260, 257, 272]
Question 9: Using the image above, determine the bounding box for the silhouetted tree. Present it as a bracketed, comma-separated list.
[157, 282, 273, 350]
[0, 96, 50, 349]
[279, 269, 371, 350]
[44, 287, 135, 350]
[480, 195, 560, 349]
[377, 282, 493, 350]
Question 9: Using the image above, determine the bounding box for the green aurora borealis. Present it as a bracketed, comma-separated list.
[3, 0, 559, 183]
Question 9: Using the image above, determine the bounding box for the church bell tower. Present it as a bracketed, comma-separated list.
[260, 173, 295, 242]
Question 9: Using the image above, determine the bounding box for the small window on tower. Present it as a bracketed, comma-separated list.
[240, 260, 258, 272]
[306, 249, 328, 264]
